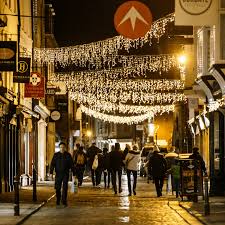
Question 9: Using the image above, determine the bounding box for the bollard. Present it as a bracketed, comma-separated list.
[33, 167, 37, 202]
[204, 176, 210, 215]
[14, 176, 20, 216]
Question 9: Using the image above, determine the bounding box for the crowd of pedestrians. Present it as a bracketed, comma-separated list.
[49, 141, 207, 207]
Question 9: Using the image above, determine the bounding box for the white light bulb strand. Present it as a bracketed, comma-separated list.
[63, 77, 184, 93]
[80, 105, 153, 125]
[70, 89, 186, 105]
[34, 14, 175, 68]
[69, 90, 186, 105]
[50, 54, 179, 79]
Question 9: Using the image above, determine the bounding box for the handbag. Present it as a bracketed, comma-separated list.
[92, 154, 98, 170]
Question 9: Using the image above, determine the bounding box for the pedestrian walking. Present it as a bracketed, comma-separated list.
[109, 143, 124, 194]
[74, 146, 87, 186]
[189, 146, 207, 176]
[124, 144, 141, 196]
[148, 145, 167, 197]
[95, 151, 104, 187]
[103, 147, 111, 188]
[165, 147, 178, 193]
[50, 142, 75, 207]
[86, 142, 102, 186]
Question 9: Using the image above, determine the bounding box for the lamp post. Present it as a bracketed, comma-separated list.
[178, 52, 187, 81]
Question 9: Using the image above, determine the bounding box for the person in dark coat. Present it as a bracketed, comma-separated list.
[103, 147, 111, 188]
[109, 143, 124, 194]
[86, 142, 102, 186]
[74, 146, 87, 186]
[148, 146, 167, 197]
[95, 152, 104, 186]
[50, 142, 74, 207]
[189, 146, 207, 175]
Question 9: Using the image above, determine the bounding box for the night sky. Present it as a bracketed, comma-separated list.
[51, 0, 175, 46]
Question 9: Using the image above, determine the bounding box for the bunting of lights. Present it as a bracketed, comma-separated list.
[64, 77, 184, 94]
[72, 95, 175, 115]
[50, 54, 178, 79]
[34, 14, 175, 67]
[69, 90, 185, 105]
[80, 105, 153, 124]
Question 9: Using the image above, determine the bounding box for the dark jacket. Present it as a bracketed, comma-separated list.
[86, 145, 102, 167]
[149, 152, 167, 178]
[96, 152, 104, 169]
[50, 151, 74, 177]
[189, 152, 207, 174]
[109, 149, 124, 170]
[103, 152, 111, 170]
[74, 149, 87, 167]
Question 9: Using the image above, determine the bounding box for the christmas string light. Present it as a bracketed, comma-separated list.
[78, 98, 175, 115]
[69, 90, 186, 105]
[64, 77, 184, 94]
[34, 14, 175, 67]
[80, 105, 153, 124]
[50, 54, 179, 79]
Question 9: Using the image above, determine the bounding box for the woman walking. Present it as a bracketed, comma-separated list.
[124, 145, 141, 196]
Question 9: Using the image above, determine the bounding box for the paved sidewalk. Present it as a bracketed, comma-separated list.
[0, 178, 225, 225]
[178, 196, 225, 225]
[0, 182, 55, 225]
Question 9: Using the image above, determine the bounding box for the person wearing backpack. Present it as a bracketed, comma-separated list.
[74, 146, 87, 186]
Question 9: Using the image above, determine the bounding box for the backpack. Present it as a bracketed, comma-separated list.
[76, 153, 85, 165]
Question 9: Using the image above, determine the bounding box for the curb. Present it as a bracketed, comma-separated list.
[16, 194, 56, 225]
[178, 202, 208, 225]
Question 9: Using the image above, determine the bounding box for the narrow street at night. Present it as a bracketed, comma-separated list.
[22, 176, 201, 225]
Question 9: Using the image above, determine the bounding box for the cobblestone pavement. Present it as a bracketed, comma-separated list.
[22, 176, 202, 225]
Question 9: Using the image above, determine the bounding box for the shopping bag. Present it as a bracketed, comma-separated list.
[71, 177, 78, 193]
[92, 155, 98, 170]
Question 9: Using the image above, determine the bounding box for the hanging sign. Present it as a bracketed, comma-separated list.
[175, 0, 218, 26]
[0, 41, 17, 71]
[24, 72, 45, 98]
[13, 57, 31, 83]
[114, 1, 152, 39]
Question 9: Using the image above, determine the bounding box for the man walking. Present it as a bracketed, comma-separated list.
[109, 143, 124, 194]
[50, 142, 74, 207]
[148, 145, 167, 197]
[86, 142, 102, 186]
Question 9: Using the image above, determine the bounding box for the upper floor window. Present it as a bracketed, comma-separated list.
[221, 0, 225, 8]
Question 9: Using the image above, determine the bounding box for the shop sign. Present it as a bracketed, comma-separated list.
[114, 1, 152, 39]
[24, 72, 45, 98]
[13, 57, 31, 83]
[0, 41, 17, 71]
[175, 0, 218, 26]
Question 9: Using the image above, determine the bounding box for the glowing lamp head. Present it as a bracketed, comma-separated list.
[178, 54, 187, 65]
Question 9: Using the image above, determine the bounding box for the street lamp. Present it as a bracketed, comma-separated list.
[178, 53, 187, 81]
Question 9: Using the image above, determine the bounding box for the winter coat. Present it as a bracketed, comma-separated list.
[189, 152, 207, 174]
[74, 149, 87, 167]
[50, 151, 74, 177]
[109, 149, 124, 170]
[103, 152, 110, 170]
[86, 145, 102, 167]
[124, 150, 141, 171]
[148, 152, 167, 178]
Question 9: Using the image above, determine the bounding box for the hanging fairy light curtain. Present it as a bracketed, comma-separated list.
[71, 94, 175, 115]
[50, 54, 178, 79]
[34, 14, 175, 68]
[80, 105, 154, 124]
[69, 90, 185, 105]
